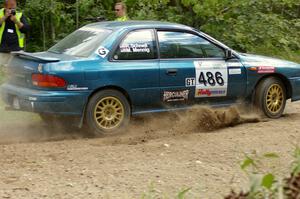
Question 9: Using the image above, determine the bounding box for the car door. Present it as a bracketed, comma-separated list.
[192, 37, 247, 103]
[158, 30, 247, 106]
[158, 30, 203, 106]
[106, 29, 161, 113]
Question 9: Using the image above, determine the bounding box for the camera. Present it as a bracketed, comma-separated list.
[10, 9, 16, 16]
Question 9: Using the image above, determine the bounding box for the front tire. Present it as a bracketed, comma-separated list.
[254, 77, 286, 118]
[85, 89, 131, 135]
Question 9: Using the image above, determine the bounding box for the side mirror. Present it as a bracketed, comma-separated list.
[225, 49, 233, 60]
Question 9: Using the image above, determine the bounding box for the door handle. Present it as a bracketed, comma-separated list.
[166, 69, 178, 76]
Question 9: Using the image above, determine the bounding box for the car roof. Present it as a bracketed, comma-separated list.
[83, 20, 232, 51]
[85, 20, 195, 32]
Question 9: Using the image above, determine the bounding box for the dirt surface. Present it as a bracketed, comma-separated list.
[0, 101, 300, 198]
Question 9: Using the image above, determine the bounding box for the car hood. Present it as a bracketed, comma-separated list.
[238, 53, 300, 68]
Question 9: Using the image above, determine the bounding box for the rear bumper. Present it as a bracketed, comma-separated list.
[0, 83, 90, 115]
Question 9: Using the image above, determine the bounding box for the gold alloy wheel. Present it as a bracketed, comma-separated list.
[93, 97, 124, 130]
[266, 84, 284, 114]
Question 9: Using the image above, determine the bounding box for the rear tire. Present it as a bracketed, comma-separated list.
[85, 89, 131, 136]
[254, 77, 286, 118]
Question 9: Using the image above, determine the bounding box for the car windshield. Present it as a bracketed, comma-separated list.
[48, 27, 112, 57]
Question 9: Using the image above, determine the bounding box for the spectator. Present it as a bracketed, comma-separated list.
[0, 0, 30, 67]
[115, 2, 128, 21]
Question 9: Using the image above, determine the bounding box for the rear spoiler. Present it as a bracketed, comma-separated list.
[11, 51, 60, 62]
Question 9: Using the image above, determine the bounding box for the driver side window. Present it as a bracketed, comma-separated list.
[157, 31, 225, 59]
[200, 39, 226, 58]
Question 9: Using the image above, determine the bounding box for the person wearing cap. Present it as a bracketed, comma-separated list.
[115, 2, 129, 21]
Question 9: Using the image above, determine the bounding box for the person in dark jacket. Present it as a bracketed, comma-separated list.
[0, 0, 29, 69]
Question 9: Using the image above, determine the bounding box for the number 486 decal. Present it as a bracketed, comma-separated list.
[193, 61, 228, 98]
[198, 71, 224, 86]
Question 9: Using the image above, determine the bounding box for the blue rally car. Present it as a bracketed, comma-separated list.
[1, 21, 300, 135]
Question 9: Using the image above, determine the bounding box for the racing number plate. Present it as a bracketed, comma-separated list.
[194, 61, 228, 98]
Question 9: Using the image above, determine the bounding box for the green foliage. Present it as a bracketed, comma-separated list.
[177, 187, 191, 199]
[14, 0, 300, 63]
[241, 155, 256, 171]
[291, 146, 300, 175]
[240, 151, 280, 198]
[23, 0, 75, 51]
[141, 182, 168, 199]
[141, 182, 192, 199]
[263, 153, 280, 159]
[126, 0, 299, 62]
[21, 0, 115, 52]
[237, 148, 300, 198]
[261, 173, 275, 190]
[224, 147, 300, 198]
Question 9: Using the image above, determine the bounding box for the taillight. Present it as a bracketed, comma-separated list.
[32, 74, 66, 88]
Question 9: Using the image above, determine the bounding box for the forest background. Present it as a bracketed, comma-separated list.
[10, 0, 300, 62]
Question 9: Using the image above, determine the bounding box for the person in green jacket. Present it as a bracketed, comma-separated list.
[0, 0, 29, 75]
[115, 2, 128, 21]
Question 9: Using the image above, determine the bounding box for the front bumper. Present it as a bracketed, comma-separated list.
[289, 77, 300, 102]
[0, 83, 90, 115]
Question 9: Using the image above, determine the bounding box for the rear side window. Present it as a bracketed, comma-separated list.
[157, 31, 225, 59]
[113, 29, 157, 60]
[48, 27, 112, 58]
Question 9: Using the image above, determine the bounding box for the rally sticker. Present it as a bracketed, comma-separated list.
[97, 46, 109, 58]
[229, 68, 242, 75]
[67, 85, 89, 91]
[37, 64, 43, 73]
[120, 43, 151, 53]
[163, 90, 189, 102]
[185, 78, 196, 87]
[257, 66, 275, 74]
[194, 61, 228, 98]
[196, 89, 226, 97]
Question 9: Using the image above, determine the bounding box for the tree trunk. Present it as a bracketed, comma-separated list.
[281, 5, 285, 16]
[50, 0, 56, 42]
[42, 15, 46, 51]
[270, 0, 273, 13]
[76, 0, 79, 29]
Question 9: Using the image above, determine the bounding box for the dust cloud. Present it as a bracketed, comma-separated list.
[0, 104, 261, 145]
[0, 111, 86, 144]
[101, 105, 261, 146]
